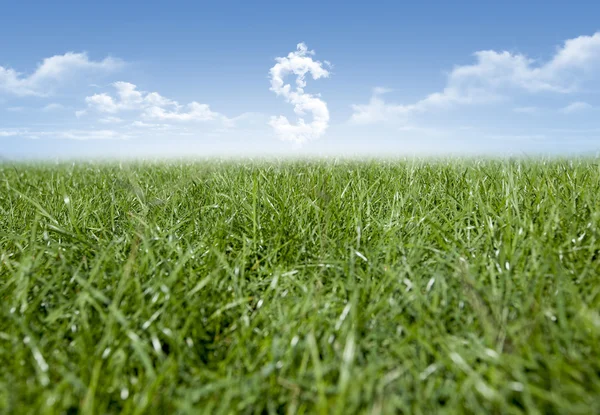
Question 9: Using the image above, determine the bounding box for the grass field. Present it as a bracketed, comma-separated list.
[1, 159, 600, 414]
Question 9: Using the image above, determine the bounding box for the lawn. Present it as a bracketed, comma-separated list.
[1, 159, 599, 414]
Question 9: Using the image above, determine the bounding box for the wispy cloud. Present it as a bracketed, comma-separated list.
[351, 32, 600, 124]
[269, 43, 331, 144]
[129, 121, 172, 130]
[486, 134, 547, 141]
[99, 116, 124, 124]
[48, 129, 129, 140]
[146, 102, 219, 121]
[42, 103, 66, 112]
[0, 52, 123, 96]
[560, 101, 593, 114]
[8, 129, 129, 140]
[350, 87, 413, 124]
[373, 86, 393, 95]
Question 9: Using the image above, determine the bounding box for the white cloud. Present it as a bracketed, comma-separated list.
[269, 43, 331, 144]
[547, 32, 600, 72]
[560, 101, 593, 114]
[146, 102, 219, 121]
[84, 81, 226, 123]
[84, 81, 163, 113]
[0, 131, 18, 137]
[50, 129, 128, 140]
[351, 32, 600, 124]
[6, 106, 24, 112]
[0, 52, 122, 96]
[131, 121, 159, 127]
[99, 116, 124, 124]
[85, 93, 119, 113]
[130, 121, 172, 130]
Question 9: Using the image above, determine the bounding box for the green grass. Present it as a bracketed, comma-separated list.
[1, 159, 600, 414]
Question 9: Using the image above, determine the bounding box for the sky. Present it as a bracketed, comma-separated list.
[1, 0, 600, 158]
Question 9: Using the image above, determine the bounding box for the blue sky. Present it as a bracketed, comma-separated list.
[1, 0, 600, 158]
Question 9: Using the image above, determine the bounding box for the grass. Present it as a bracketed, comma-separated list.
[1, 158, 600, 414]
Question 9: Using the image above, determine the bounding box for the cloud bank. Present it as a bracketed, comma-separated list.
[269, 43, 331, 144]
[351, 32, 600, 124]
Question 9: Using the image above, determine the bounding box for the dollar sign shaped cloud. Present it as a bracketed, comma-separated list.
[269, 43, 331, 144]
